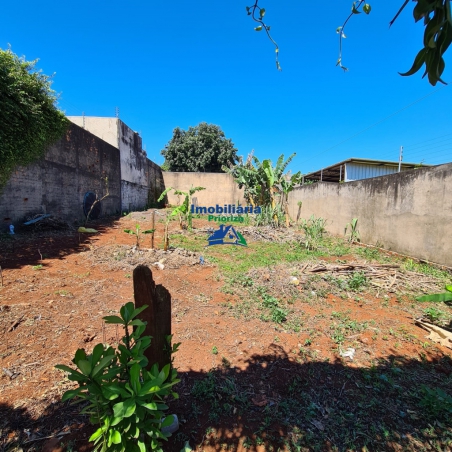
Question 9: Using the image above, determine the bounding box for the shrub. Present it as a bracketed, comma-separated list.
[55, 302, 180, 452]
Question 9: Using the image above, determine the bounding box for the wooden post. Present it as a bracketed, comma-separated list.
[133, 265, 171, 369]
[151, 211, 155, 249]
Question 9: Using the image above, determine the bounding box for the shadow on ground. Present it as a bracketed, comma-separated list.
[0, 216, 119, 271]
[1, 347, 451, 452]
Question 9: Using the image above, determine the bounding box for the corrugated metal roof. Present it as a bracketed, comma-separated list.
[303, 158, 434, 183]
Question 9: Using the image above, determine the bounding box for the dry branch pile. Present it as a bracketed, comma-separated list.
[301, 262, 444, 294]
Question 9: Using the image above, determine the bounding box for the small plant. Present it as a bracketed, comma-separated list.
[212, 346, 218, 355]
[123, 224, 155, 248]
[32, 264, 43, 270]
[299, 215, 326, 249]
[423, 307, 446, 323]
[345, 218, 360, 243]
[419, 385, 452, 418]
[55, 302, 180, 452]
[347, 271, 368, 290]
[157, 185, 205, 230]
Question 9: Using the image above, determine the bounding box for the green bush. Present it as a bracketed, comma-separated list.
[299, 215, 326, 249]
[56, 302, 180, 452]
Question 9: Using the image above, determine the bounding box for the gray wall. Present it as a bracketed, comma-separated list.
[0, 123, 121, 226]
[67, 116, 164, 211]
[288, 164, 452, 267]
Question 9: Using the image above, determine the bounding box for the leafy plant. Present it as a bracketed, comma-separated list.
[417, 284, 452, 302]
[345, 218, 360, 243]
[0, 49, 69, 190]
[123, 224, 155, 248]
[347, 271, 368, 290]
[419, 385, 452, 418]
[55, 302, 180, 452]
[423, 307, 446, 323]
[299, 215, 326, 249]
[254, 204, 285, 228]
[225, 152, 302, 227]
[158, 185, 205, 230]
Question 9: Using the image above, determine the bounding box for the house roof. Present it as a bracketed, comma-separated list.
[303, 158, 433, 183]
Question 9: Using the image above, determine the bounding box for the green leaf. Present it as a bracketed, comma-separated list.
[139, 402, 158, 411]
[129, 363, 142, 394]
[142, 229, 155, 234]
[92, 343, 105, 365]
[74, 349, 87, 365]
[123, 229, 134, 234]
[180, 440, 193, 452]
[89, 427, 106, 442]
[77, 359, 92, 376]
[113, 398, 136, 419]
[130, 305, 148, 320]
[161, 415, 174, 427]
[61, 387, 85, 402]
[260, 8, 266, 18]
[255, 26, 263, 31]
[137, 440, 146, 452]
[110, 430, 121, 445]
[352, 2, 361, 14]
[78, 227, 98, 233]
[416, 292, 452, 302]
[445, 285, 452, 293]
[399, 48, 427, 76]
[91, 355, 115, 378]
[103, 315, 124, 324]
[363, 4, 371, 14]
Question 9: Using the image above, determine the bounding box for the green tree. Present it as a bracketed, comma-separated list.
[161, 122, 238, 172]
[0, 48, 69, 189]
[246, 0, 452, 86]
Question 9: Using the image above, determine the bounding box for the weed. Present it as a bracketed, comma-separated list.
[212, 346, 218, 355]
[222, 357, 231, 368]
[299, 215, 326, 250]
[423, 307, 446, 323]
[32, 264, 43, 270]
[419, 385, 452, 418]
[345, 218, 360, 243]
[348, 271, 368, 290]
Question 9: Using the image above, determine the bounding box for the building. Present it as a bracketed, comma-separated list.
[303, 158, 432, 183]
[68, 116, 163, 212]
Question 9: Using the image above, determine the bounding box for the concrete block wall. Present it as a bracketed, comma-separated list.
[0, 123, 121, 226]
[288, 163, 452, 267]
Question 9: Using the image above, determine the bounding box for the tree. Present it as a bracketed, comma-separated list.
[0, 49, 69, 190]
[161, 122, 238, 172]
[246, 0, 452, 86]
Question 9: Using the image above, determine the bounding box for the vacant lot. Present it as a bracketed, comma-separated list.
[1, 210, 452, 452]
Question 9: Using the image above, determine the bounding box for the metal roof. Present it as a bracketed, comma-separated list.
[303, 158, 433, 183]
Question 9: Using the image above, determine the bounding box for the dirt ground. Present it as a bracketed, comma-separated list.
[1, 211, 452, 452]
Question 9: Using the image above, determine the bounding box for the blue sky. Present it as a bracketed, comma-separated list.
[2, 1, 451, 173]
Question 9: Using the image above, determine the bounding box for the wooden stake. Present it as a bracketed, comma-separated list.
[151, 211, 155, 249]
[133, 265, 171, 369]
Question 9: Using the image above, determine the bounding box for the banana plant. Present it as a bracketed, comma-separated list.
[158, 185, 205, 230]
[123, 224, 155, 248]
[417, 284, 452, 303]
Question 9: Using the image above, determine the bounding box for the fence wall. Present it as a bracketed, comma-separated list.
[162, 172, 246, 207]
[288, 163, 452, 267]
[0, 123, 121, 228]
